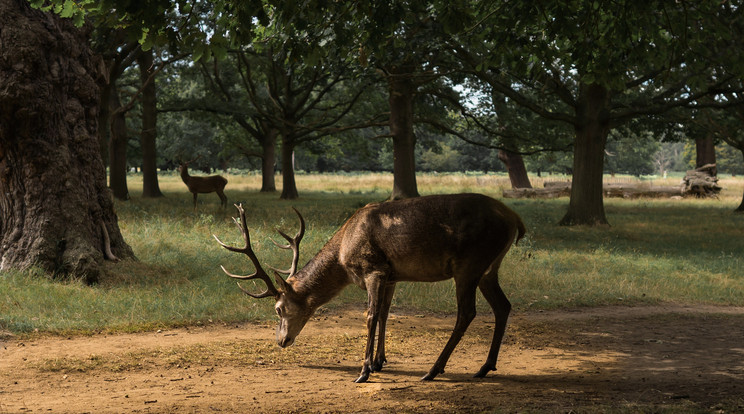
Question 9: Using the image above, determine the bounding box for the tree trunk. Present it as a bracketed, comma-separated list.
[98, 81, 113, 165]
[695, 134, 717, 169]
[260, 128, 277, 192]
[736, 151, 744, 213]
[387, 65, 419, 200]
[280, 135, 298, 200]
[560, 83, 610, 226]
[108, 89, 130, 200]
[137, 49, 163, 198]
[0, 0, 134, 283]
[498, 149, 532, 189]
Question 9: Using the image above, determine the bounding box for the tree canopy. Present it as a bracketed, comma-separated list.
[35, 0, 744, 216]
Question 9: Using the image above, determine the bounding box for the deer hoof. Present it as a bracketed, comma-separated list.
[372, 358, 386, 372]
[473, 365, 494, 378]
[421, 368, 443, 381]
[354, 373, 370, 383]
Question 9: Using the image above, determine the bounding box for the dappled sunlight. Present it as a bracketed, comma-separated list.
[3, 173, 742, 334]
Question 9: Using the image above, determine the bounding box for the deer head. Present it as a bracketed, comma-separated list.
[214, 204, 308, 347]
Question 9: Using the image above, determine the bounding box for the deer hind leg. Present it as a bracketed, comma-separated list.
[422, 276, 479, 381]
[474, 261, 511, 378]
[372, 283, 396, 372]
[192, 193, 198, 210]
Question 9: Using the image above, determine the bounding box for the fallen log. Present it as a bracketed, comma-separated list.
[682, 164, 721, 198]
[603, 184, 683, 199]
[502, 186, 570, 199]
[503, 181, 684, 199]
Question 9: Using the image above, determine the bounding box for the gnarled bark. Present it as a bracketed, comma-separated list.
[108, 87, 130, 200]
[0, 0, 134, 283]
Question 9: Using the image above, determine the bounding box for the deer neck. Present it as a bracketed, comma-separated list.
[179, 166, 190, 183]
[288, 238, 349, 309]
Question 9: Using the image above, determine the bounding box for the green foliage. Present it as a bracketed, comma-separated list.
[717, 142, 744, 175]
[35, 0, 264, 56]
[682, 141, 744, 175]
[1, 174, 743, 335]
[604, 128, 660, 176]
[525, 151, 573, 176]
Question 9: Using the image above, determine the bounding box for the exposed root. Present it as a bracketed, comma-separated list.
[100, 220, 119, 262]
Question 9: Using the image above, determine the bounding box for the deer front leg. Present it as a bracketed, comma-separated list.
[217, 189, 227, 208]
[373, 283, 396, 372]
[355, 274, 387, 383]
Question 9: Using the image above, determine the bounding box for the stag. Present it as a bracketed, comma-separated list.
[214, 193, 525, 383]
[178, 160, 228, 210]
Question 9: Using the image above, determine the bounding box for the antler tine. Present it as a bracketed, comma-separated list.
[213, 203, 279, 298]
[269, 207, 305, 276]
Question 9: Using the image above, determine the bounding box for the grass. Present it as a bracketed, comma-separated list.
[1, 171, 743, 335]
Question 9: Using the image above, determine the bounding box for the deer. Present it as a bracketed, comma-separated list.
[214, 193, 525, 383]
[178, 159, 228, 210]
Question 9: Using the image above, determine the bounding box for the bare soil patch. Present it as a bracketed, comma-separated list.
[2, 304, 743, 413]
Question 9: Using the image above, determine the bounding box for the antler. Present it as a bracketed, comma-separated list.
[270, 207, 305, 277]
[184, 154, 202, 165]
[213, 204, 280, 299]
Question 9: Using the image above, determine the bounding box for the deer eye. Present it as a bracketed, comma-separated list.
[275, 306, 283, 317]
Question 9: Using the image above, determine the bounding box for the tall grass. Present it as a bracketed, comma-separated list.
[1, 172, 742, 335]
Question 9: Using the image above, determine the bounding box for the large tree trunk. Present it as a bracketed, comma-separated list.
[498, 149, 532, 189]
[108, 88, 130, 200]
[736, 151, 744, 213]
[0, 0, 134, 283]
[387, 65, 419, 200]
[560, 83, 610, 226]
[280, 135, 298, 200]
[260, 128, 277, 192]
[695, 134, 717, 169]
[98, 80, 113, 165]
[137, 49, 163, 198]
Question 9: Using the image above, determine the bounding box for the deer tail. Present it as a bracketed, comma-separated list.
[514, 215, 526, 245]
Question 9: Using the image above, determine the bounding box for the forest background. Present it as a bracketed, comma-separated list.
[3, 0, 744, 283]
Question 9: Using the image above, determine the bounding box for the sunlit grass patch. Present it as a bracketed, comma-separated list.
[1, 172, 742, 335]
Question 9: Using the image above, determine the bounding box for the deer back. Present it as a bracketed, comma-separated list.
[335, 193, 524, 285]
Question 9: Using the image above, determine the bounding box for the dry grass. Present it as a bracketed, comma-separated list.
[1, 171, 742, 335]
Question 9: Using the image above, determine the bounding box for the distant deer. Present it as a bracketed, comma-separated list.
[214, 193, 525, 383]
[178, 160, 228, 210]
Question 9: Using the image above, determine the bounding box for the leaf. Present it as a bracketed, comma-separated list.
[59, 0, 75, 18]
[139, 28, 152, 50]
[192, 44, 205, 63]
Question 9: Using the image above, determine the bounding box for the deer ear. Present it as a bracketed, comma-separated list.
[273, 271, 293, 293]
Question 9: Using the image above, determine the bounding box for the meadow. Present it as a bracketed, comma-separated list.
[2, 172, 743, 335]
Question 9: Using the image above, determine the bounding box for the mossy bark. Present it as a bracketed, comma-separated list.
[0, 0, 135, 283]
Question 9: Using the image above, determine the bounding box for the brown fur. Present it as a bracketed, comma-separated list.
[178, 163, 227, 209]
[218, 193, 525, 383]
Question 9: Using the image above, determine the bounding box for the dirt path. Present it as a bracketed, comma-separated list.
[2, 304, 743, 413]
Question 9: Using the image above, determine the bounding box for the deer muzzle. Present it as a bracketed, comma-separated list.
[277, 335, 295, 348]
[276, 321, 296, 348]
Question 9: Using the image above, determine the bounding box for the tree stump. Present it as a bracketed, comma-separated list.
[682, 164, 721, 197]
